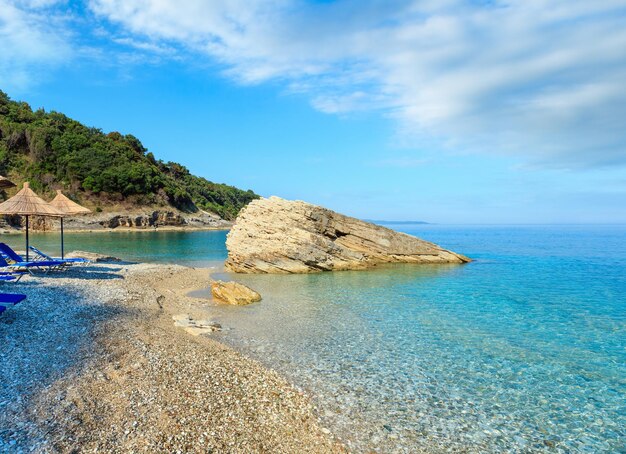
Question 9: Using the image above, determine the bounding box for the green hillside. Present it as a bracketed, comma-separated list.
[0, 90, 258, 220]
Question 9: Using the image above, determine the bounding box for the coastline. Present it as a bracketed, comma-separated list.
[0, 262, 343, 452]
[0, 225, 232, 235]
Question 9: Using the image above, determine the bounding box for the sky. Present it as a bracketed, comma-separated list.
[1, 0, 625, 223]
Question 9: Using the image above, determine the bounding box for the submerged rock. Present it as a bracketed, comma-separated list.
[66, 251, 121, 263]
[225, 196, 470, 273]
[173, 314, 222, 335]
[210, 281, 262, 305]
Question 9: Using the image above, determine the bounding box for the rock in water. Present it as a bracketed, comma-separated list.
[225, 196, 470, 273]
[66, 251, 121, 263]
[210, 281, 262, 305]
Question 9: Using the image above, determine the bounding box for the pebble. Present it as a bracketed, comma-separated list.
[0, 263, 341, 453]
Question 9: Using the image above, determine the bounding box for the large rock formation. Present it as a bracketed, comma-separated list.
[225, 197, 470, 273]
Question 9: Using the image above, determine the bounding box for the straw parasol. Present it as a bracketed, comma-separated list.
[0, 182, 65, 260]
[50, 190, 91, 259]
[0, 175, 16, 189]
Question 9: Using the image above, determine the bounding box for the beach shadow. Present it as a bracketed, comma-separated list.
[25, 270, 125, 280]
[17, 264, 128, 280]
[66, 264, 129, 272]
[0, 280, 134, 448]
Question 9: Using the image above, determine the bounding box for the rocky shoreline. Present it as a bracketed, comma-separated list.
[0, 209, 232, 234]
[0, 262, 343, 452]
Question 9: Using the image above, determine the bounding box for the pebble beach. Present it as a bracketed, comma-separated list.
[0, 262, 344, 453]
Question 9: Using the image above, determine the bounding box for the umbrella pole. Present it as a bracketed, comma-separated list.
[25, 215, 29, 261]
[61, 218, 64, 259]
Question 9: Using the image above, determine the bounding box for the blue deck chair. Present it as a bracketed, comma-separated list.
[0, 270, 27, 282]
[0, 293, 27, 305]
[0, 243, 66, 274]
[29, 246, 90, 265]
[0, 293, 27, 315]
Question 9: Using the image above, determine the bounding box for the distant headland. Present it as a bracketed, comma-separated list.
[364, 220, 430, 225]
[0, 89, 258, 230]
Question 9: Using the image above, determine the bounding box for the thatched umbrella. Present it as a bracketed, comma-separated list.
[50, 190, 91, 259]
[0, 182, 65, 261]
[0, 175, 16, 189]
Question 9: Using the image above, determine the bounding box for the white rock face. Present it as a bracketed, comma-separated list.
[225, 197, 470, 273]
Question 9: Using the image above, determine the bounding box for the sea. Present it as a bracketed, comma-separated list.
[6, 225, 625, 452]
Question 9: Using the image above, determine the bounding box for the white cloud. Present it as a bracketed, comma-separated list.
[0, 0, 71, 91]
[14, 0, 626, 168]
[111, 37, 176, 55]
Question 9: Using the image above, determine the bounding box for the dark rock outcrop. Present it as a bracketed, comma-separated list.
[101, 211, 187, 229]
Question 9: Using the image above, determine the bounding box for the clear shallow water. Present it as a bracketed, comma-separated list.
[206, 225, 626, 453]
[4, 225, 625, 452]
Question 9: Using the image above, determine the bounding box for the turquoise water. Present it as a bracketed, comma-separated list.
[208, 225, 626, 452]
[4, 226, 625, 451]
[2, 230, 228, 267]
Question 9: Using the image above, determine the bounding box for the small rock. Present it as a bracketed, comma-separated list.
[210, 281, 262, 305]
[173, 314, 222, 335]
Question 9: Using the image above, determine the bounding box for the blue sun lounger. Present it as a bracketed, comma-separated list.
[29, 246, 90, 265]
[0, 243, 66, 273]
[0, 293, 27, 305]
[0, 293, 27, 315]
[0, 270, 27, 282]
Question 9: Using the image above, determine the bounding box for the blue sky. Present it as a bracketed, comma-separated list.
[1, 0, 625, 223]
